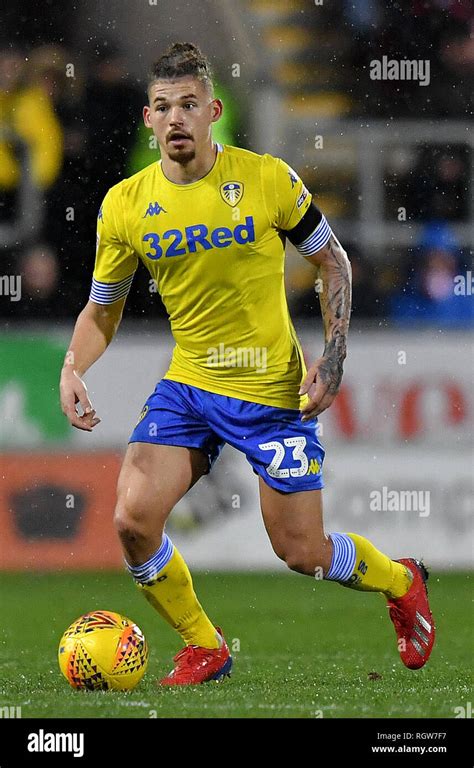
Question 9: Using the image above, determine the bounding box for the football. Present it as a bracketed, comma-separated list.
[58, 610, 148, 691]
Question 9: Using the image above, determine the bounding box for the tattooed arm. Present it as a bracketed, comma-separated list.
[298, 233, 352, 420]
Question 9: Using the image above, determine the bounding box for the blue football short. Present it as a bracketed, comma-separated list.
[128, 379, 325, 493]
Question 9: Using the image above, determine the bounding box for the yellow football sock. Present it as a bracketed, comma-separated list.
[338, 532, 413, 599]
[136, 546, 220, 649]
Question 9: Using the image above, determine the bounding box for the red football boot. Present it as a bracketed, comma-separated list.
[159, 627, 232, 686]
[387, 558, 435, 670]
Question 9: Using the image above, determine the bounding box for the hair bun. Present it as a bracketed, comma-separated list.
[169, 42, 201, 56]
[148, 41, 213, 91]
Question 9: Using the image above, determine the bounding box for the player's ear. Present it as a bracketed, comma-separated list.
[211, 98, 223, 124]
[143, 105, 152, 128]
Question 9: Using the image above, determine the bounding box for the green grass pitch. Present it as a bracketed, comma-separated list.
[0, 571, 471, 718]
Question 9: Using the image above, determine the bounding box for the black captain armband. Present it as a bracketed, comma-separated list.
[284, 202, 333, 256]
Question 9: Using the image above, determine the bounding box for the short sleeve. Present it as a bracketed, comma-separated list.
[90, 185, 138, 304]
[271, 157, 312, 232]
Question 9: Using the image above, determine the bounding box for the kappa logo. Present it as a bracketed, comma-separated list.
[306, 458, 320, 475]
[288, 170, 298, 188]
[143, 202, 167, 218]
[220, 181, 244, 207]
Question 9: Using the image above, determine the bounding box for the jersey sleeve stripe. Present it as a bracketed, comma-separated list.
[89, 273, 135, 304]
[295, 215, 332, 256]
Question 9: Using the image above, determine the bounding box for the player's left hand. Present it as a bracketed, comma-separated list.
[298, 354, 343, 421]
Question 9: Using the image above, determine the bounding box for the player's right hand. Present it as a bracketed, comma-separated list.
[60, 367, 101, 431]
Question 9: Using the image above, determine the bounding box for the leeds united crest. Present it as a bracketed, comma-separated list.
[220, 181, 244, 207]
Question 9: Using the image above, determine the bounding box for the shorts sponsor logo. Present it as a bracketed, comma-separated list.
[136, 405, 149, 425]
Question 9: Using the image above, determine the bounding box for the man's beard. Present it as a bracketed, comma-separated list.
[166, 145, 196, 164]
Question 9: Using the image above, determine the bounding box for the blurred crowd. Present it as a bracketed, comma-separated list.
[0, 0, 472, 328]
[286, 222, 473, 328]
[0, 40, 145, 320]
[343, 0, 473, 117]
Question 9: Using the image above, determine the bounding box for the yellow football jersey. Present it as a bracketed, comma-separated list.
[91, 144, 313, 409]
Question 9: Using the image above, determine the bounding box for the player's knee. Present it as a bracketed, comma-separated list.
[285, 549, 318, 576]
[113, 496, 155, 545]
[269, 539, 319, 573]
[284, 541, 331, 576]
[114, 512, 144, 547]
[269, 537, 287, 563]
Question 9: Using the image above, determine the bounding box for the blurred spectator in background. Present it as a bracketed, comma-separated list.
[14, 244, 64, 319]
[385, 144, 470, 223]
[342, 0, 381, 34]
[409, 147, 470, 222]
[390, 222, 474, 328]
[287, 243, 387, 319]
[33, 44, 92, 316]
[0, 44, 63, 197]
[0, 43, 64, 299]
[28, 44, 85, 146]
[84, 40, 143, 206]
